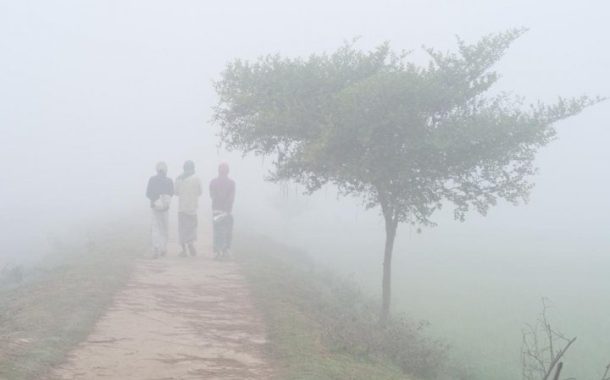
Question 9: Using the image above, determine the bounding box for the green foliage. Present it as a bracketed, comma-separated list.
[213, 29, 602, 225]
[237, 235, 454, 380]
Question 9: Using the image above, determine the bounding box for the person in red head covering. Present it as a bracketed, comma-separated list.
[209, 162, 235, 259]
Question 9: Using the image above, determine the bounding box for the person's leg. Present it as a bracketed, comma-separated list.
[151, 210, 161, 258]
[189, 214, 198, 257]
[212, 212, 221, 258]
[187, 242, 197, 256]
[214, 217, 224, 258]
[225, 214, 234, 256]
[178, 212, 187, 257]
[218, 219, 229, 258]
[159, 210, 169, 256]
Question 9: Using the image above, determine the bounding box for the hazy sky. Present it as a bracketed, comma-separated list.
[1, 0, 608, 259]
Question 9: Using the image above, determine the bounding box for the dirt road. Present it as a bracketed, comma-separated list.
[50, 250, 273, 379]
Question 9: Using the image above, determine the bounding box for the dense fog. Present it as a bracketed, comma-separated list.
[1, 1, 609, 379]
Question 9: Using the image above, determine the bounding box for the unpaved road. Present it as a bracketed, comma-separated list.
[50, 251, 273, 379]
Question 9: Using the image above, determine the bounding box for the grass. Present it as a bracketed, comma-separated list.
[0, 220, 145, 380]
[235, 234, 452, 380]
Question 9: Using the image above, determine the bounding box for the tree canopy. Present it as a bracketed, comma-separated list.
[214, 29, 599, 226]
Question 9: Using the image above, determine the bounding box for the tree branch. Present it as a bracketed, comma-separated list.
[601, 362, 610, 380]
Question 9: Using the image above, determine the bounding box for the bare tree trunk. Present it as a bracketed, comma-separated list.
[380, 212, 398, 325]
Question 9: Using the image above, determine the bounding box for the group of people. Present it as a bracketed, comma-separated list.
[145, 160, 236, 259]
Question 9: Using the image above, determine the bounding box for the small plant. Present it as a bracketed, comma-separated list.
[521, 298, 609, 380]
[318, 277, 449, 378]
[521, 299, 576, 380]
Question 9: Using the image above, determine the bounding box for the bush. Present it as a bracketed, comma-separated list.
[237, 235, 452, 379]
[312, 269, 449, 379]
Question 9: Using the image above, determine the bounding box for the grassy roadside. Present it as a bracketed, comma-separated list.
[236, 234, 452, 380]
[0, 221, 145, 380]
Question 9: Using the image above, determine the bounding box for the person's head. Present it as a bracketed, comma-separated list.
[218, 162, 229, 177]
[183, 160, 195, 175]
[156, 161, 168, 176]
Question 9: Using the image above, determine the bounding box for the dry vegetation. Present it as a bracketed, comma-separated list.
[522, 299, 610, 380]
[0, 221, 144, 380]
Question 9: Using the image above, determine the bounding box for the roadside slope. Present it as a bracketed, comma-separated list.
[236, 235, 416, 380]
[0, 221, 143, 380]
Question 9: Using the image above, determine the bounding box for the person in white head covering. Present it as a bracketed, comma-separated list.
[146, 161, 174, 258]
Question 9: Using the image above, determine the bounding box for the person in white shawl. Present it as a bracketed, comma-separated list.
[146, 162, 174, 258]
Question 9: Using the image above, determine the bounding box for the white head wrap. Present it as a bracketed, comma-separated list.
[156, 161, 168, 174]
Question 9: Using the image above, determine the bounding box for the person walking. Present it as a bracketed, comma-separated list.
[209, 162, 235, 259]
[175, 160, 202, 257]
[146, 162, 174, 258]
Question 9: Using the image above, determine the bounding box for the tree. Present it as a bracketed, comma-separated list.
[213, 29, 603, 323]
[521, 299, 577, 380]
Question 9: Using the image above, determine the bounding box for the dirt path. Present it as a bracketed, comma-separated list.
[50, 244, 273, 379]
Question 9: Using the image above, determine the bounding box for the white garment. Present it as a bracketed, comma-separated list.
[175, 175, 202, 215]
[151, 209, 169, 253]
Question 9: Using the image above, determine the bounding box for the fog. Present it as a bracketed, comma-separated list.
[1, 1, 609, 379]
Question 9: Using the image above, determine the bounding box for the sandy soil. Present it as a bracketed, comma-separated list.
[50, 243, 273, 379]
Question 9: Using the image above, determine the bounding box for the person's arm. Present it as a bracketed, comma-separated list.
[146, 177, 153, 200]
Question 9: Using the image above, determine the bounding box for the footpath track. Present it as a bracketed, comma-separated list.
[50, 250, 273, 380]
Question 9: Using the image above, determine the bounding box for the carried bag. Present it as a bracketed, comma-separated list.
[213, 210, 231, 223]
[153, 194, 171, 211]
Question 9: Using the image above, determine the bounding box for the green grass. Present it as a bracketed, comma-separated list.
[235, 234, 443, 380]
[0, 221, 145, 380]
